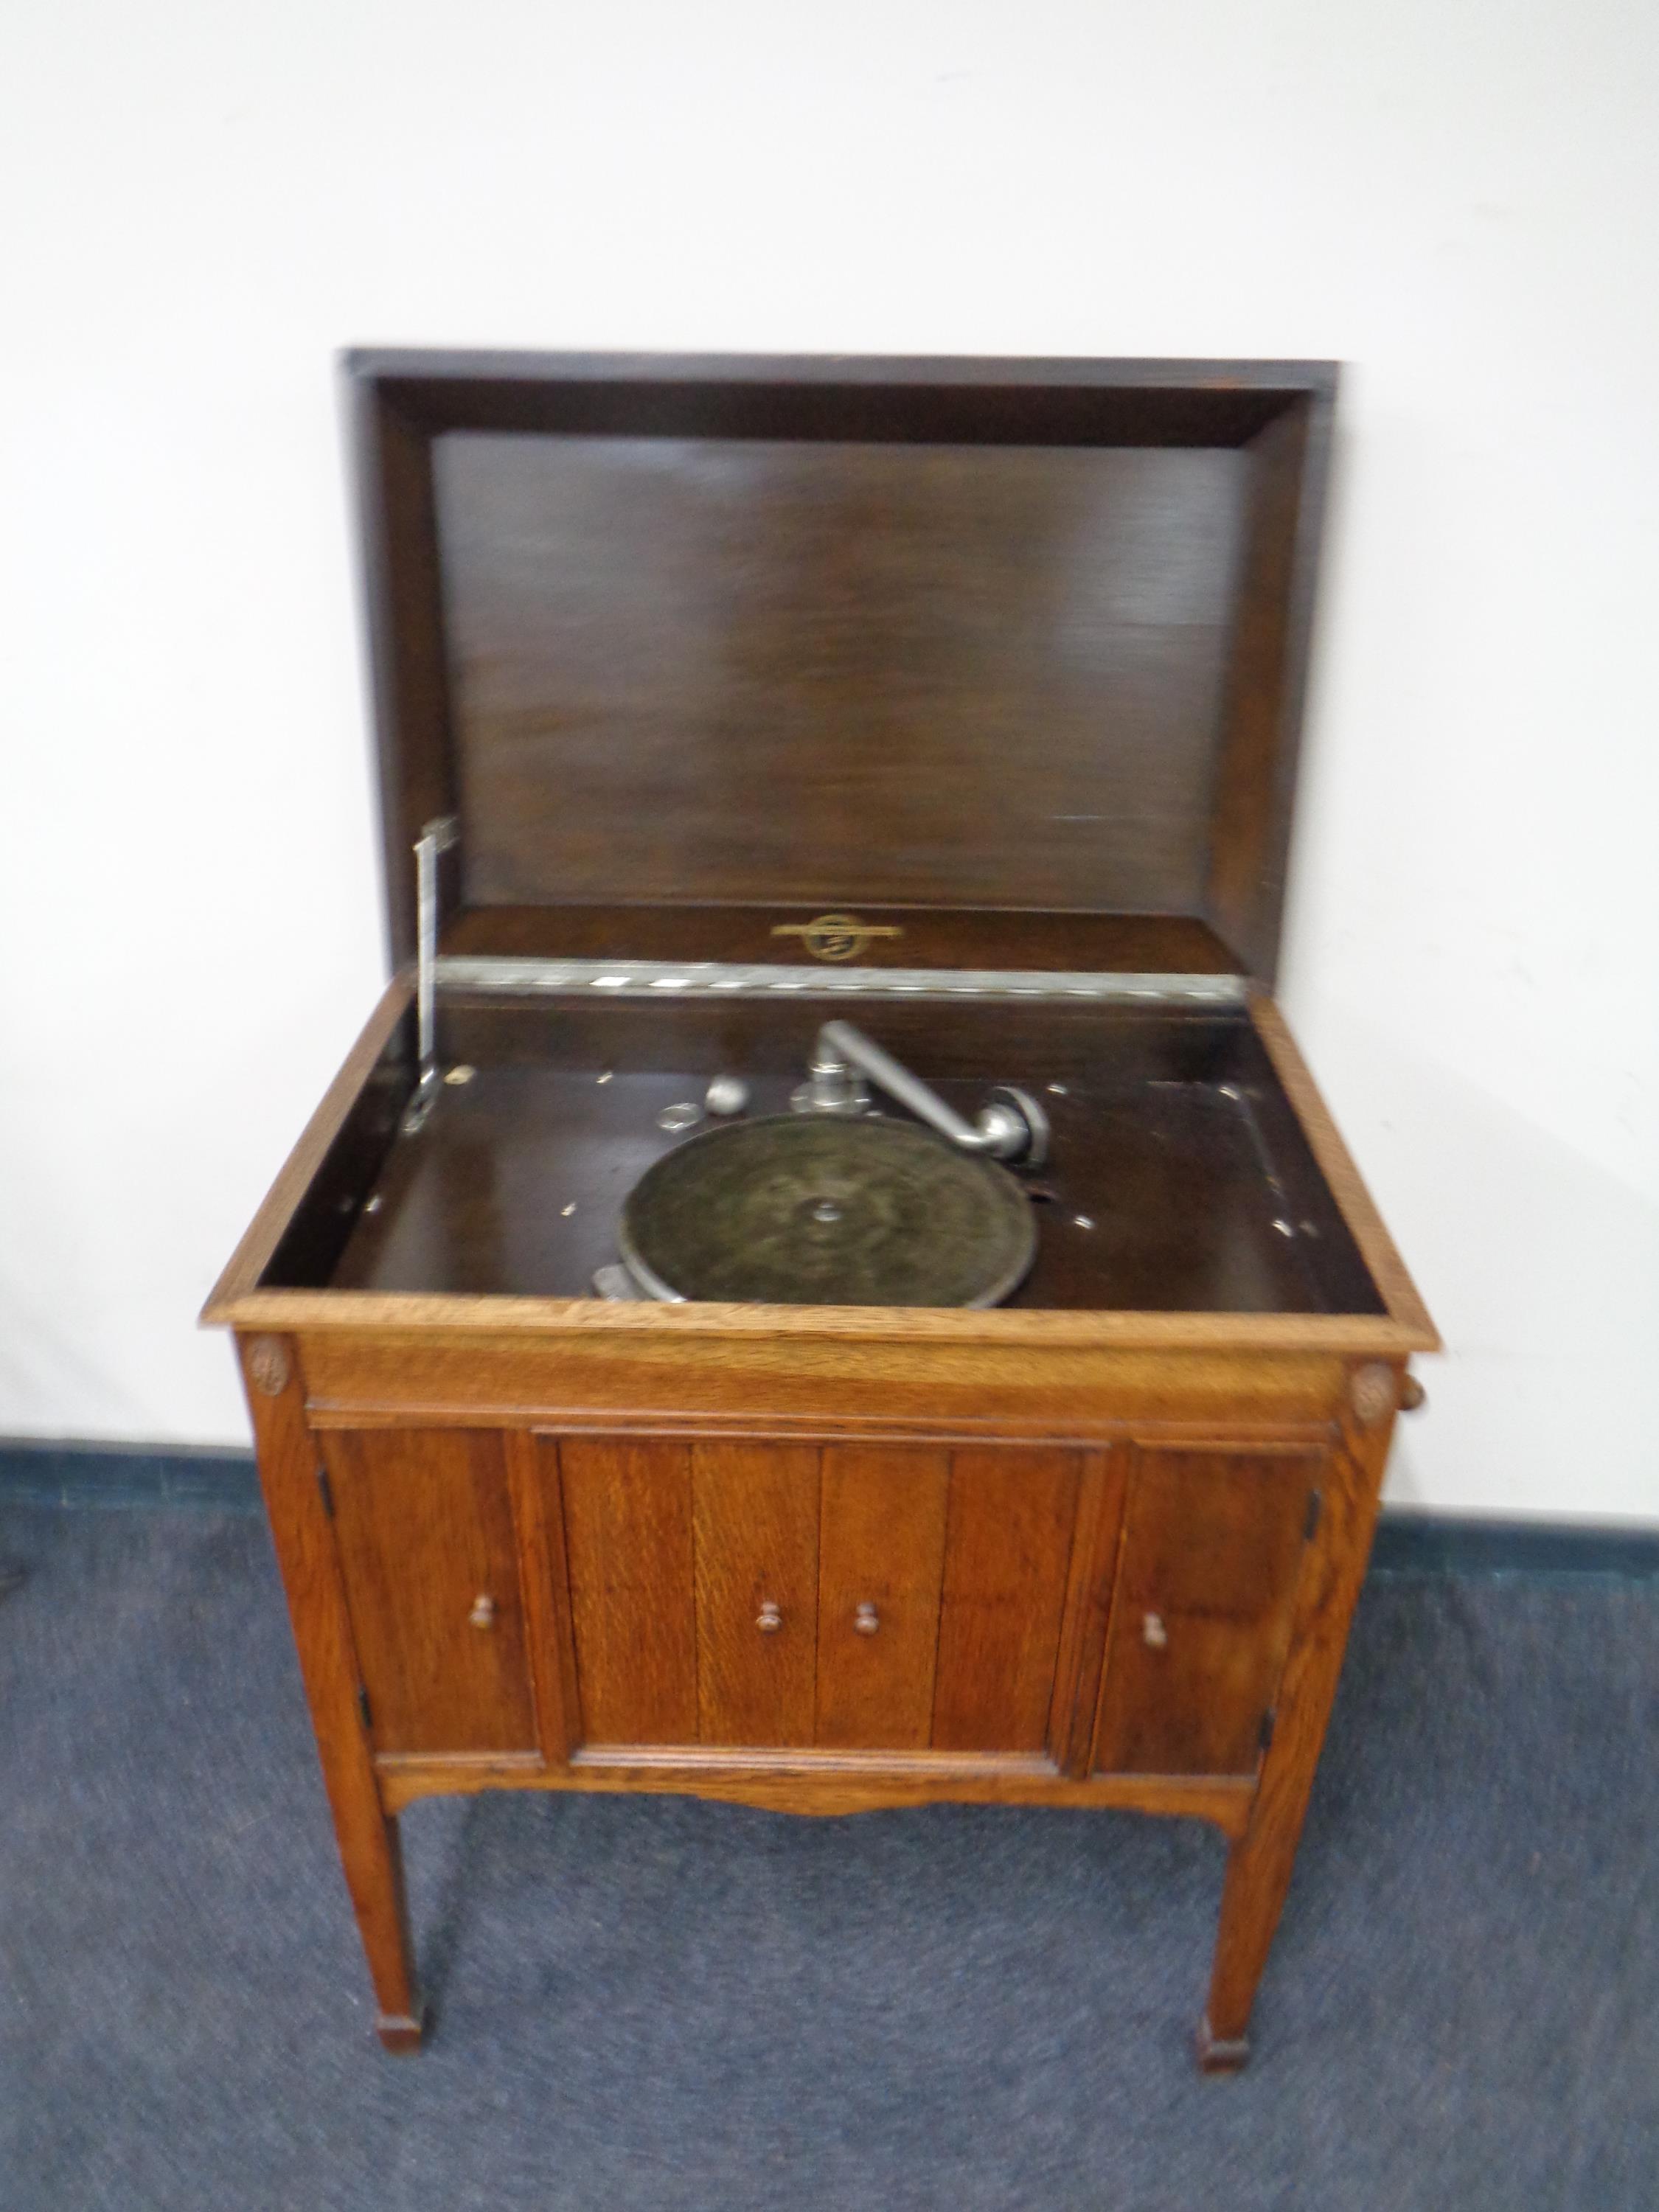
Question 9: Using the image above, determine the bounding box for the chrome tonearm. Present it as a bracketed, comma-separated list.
[797, 1020, 1048, 1166]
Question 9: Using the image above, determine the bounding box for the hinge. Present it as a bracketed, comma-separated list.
[316, 1465, 335, 1519]
[1259, 1707, 1277, 1754]
[1304, 1487, 1323, 1543]
[356, 1683, 372, 1733]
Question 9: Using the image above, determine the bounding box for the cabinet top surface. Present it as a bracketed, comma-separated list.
[204, 976, 1436, 1352]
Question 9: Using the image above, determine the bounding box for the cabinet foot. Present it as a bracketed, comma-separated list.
[375, 2006, 428, 2054]
[1195, 2014, 1251, 2074]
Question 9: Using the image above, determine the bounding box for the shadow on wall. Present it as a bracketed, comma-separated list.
[1295, 993, 1659, 1522]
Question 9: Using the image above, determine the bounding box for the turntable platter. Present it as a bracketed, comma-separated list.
[619, 1114, 1036, 1307]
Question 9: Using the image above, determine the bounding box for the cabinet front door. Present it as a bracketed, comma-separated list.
[551, 1433, 1088, 1761]
[557, 1437, 700, 1746]
[813, 1444, 1083, 1756]
[815, 1445, 951, 1750]
[930, 1447, 1082, 1753]
[691, 1443, 819, 1747]
[322, 1428, 539, 1756]
[557, 1438, 822, 1750]
[1091, 1442, 1321, 1778]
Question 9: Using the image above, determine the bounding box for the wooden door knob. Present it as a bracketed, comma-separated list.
[1142, 1610, 1169, 1650]
[1400, 1374, 1427, 1412]
[756, 1601, 782, 1634]
[469, 1594, 497, 1630]
[854, 1602, 880, 1635]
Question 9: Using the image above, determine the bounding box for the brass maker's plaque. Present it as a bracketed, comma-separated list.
[771, 913, 905, 963]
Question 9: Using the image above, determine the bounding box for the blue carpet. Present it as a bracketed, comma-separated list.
[0, 1499, 1653, 2209]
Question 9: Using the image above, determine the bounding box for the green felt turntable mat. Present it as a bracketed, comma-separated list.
[619, 1113, 1036, 1307]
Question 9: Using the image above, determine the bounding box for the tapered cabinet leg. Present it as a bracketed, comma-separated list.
[1197, 1807, 1301, 2071]
[237, 1332, 425, 2052]
[1194, 1394, 1396, 2073]
[349, 1806, 425, 2053]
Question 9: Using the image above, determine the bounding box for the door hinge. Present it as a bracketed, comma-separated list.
[1304, 1488, 1323, 1543]
[316, 1464, 335, 1519]
[356, 1683, 372, 1733]
[1259, 1707, 1277, 1755]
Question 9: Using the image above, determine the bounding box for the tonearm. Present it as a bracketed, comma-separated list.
[794, 1019, 1048, 1167]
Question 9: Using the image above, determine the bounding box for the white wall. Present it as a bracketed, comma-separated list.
[3, 0, 1655, 1521]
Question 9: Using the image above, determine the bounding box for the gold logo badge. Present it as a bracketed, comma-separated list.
[771, 914, 905, 964]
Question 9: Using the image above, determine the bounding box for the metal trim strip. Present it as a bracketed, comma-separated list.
[435, 957, 1249, 1006]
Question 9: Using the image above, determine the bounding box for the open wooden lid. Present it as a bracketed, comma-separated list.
[348, 351, 1337, 986]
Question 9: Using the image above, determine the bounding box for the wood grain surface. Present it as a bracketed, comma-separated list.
[1247, 995, 1439, 1346]
[373, 1742, 1256, 1834]
[503, 1429, 577, 1764]
[296, 1329, 1354, 1430]
[1200, 1386, 1397, 2065]
[1091, 1444, 1321, 1776]
[931, 1447, 1080, 1752]
[691, 1442, 819, 1746]
[438, 436, 1248, 919]
[352, 376, 459, 970]
[322, 1428, 538, 1756]
[815, 1445, 951, 1750]
[236, 1334, 423, 2045]
[201, 976, 413, 1319]
[557, 1437, 698, 1743]
[442, 903, 1242, 975]
[1205, 400, 1329, 983]
[349, 350, 1336, 987]
[1046, 1449, 1128, 1776]
[220, 1286, 1428, 1355]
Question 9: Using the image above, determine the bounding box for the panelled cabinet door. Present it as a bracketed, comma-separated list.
[549, 1434, 1089, 1761]
[813, 1443, 1085, 1757]
[557, 1438, 827, 1750]
[1092, 1442, 1322, 1778]
[321, 1428, 538, 1756]
[815, 1445, 951, 1750]
[557, 1437, 699, 1746]
[692, 1443, 819, 1747]
[931, 1447, 1082, 1753]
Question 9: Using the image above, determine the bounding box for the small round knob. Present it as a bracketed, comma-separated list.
[705, 1074, 751, 1117]
[1400, 1374, 1427, 1412]
[756, 1601, 782, 1635]
[468, 1594, 497, 1630]
[854, 1601, 880, 1636]
[1143, 1610, 1169, 1650]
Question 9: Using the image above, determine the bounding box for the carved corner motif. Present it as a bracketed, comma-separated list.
[246, 1335, 292, 1398]
[1349, 1361, 1397, 1427]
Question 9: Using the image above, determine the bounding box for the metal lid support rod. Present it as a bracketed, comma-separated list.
[402, 815, 459, 1135]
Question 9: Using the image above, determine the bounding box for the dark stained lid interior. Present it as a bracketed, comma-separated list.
[348, 352, 1337, 985]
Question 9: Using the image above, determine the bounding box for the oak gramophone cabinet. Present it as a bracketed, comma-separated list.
[204, 352, 1437, 2068]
